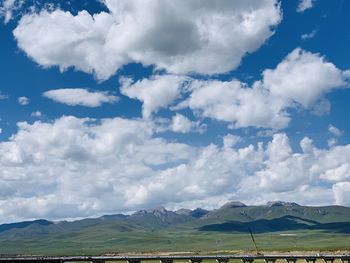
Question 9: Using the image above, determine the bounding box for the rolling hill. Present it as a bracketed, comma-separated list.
[1, 202, 350, 255]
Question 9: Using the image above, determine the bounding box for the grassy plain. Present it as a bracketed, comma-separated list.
[1, 204, 350, 256]
[0, 229, 349, 256]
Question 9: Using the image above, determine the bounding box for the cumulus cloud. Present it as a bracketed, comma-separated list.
[301, 30, 317, 40]
[120, 75, 189, 118]
[122, 48, 348, 130]
[13, 0, 281, 80]
[121, 76, 289, 129]
[0, 116, 350, 222]
[0, 0, 24, 24]
[43, 88, 118, 107]
[186, 79, 290, 129]
[170, 113, 206, 134]
[328, 124, 343, 137]
[333, 182, 350, 206]
[17, 96, 30, 105]
[122, 75, 290, 129]
[297, 0, 315, 13]
[0, 116, 194, 221]
[223, 134, 242, 148]
[31, 111, 42, 118]
[327, 125, 343, 147]
[239, 134, 350, 205]
[310, 98, 331, 116]
[262, 48, 348, 108]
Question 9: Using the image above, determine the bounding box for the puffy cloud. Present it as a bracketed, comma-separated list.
[1, 116, 350, 222]
[121, 49, 348, 130]
[43, 88, 118, 107]
[170, 113, 205, 134]
[297, 0, 314, 13]
[310, 98, 331, 116]
[17, 96, 30, 105]
[333, 182, 350, 206]
[121, 75, 289, 129]
[328, 124, 343, 137]
[31, 111, 42, 118]
[262, 48, 347, 108]
[0, 0, 23, 24]
[301, 30, 317, 40]
[326, 125, 343, 147]
[320, 164, 350, 182]
[13, 0, 281, 80]
[0, 116, 194, 221]
[327, 138, 338, 148]
[186, 79, 290, 129]
[239, 134, 350, 206]
[171, 114, 193, 133]
[120, 75, 188, 118]
[223, 134, 242, 148]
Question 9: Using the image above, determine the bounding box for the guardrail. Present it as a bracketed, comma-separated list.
[0, 254, 349, 263]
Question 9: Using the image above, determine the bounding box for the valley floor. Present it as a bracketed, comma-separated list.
[0, 230, 349, 256]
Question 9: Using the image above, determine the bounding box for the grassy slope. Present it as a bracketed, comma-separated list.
[1, 205, 350, 255]
[1, 226, 349, 255]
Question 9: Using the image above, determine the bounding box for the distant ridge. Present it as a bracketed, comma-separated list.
[1, 201, 350, 253]
[266, 201, 300, 207]
[0, 219, 52, 233]
[2, 201, 350, 229]
[219, 201, 247, 209]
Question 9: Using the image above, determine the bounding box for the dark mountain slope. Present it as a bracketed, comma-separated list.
[1, 202, 350, 242]
[200, 202, 350, 224]
[0, 219, 52, 233]
[198, 215, 350, 233]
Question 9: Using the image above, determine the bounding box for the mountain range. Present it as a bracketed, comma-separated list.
[1, 201, 350, 255]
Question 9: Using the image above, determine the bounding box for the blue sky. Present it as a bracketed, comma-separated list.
[0, 0, 350, 223]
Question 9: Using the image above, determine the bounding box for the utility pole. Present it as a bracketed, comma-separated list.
[216, 239, 221, 256]
[248, 228, 260, 255]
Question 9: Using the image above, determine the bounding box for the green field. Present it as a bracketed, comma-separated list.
[1, 203, 350, 256]
[0, 229, 349, 256]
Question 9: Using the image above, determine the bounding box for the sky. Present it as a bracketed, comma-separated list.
[0, 0, 350, 223]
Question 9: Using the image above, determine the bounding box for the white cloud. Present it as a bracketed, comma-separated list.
[239, 134, 350, 206]
[0, 0, 24, 24]
[0, 116, 194, 221]
[328, 124, 343, 137]
[320, 163, 350, 182]
[263, 48, 347, 108]
[120, 75, 188, 118]
[256, 129, 275, 138]
[1, 116, 350, 222]
[121, 48, 349, 130]
[327, 138, 337, 148]
[333, 182, 350, 206]
[121, 75, 289, 130]
[327, 125, 343, 147]
[170, 113, 205, 134]
[301, 30, 317, 40]
[186, 79, 290, 129]
[31, 111, 42, 118]
[297, 0, 314, 13]
[13, 0, 281, 80]
[171, 114, 192, 133]
[310, 98, 331, 116]
[223, 134, 242, 148]
[0, 92, 9, 99]
[17, 96, 30, 105]
[43, 88, 118, 107]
